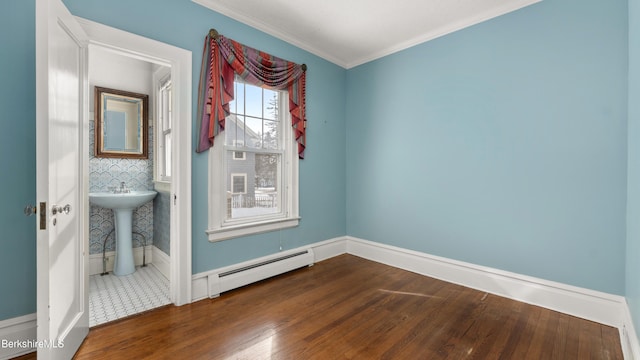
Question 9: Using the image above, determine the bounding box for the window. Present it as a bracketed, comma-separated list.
[231, 173, 247, 194]
[232, 140, 246, 160]
[207, 77, 299, 241]
[156, 71, 172, 183]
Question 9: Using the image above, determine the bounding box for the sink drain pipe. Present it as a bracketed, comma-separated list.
[101, 230, 148, 275]
[132, 232, 147, 268]
[101, 228, 114, 276]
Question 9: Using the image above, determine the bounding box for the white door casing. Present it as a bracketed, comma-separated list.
[77, 18, 193, 306]
[35, 0, 90, 358]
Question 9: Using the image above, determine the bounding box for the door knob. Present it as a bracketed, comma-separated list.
[24, 205, 37, 216]
[52, 204, 72, 215]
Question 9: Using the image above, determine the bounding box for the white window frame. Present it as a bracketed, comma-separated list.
[153, 66, 172, 191]
[207, 86, 299, 242]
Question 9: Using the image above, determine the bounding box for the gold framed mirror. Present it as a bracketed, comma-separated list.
[94, 86, 149, 159]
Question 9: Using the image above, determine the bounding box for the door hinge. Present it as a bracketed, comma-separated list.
[174, 194, 177, 205]
[39, 202, 46, 230]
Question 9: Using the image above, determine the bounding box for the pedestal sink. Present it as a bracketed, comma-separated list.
[89, 191, 157, 276]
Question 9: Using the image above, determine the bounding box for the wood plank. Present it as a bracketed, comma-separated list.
[11, 254, 623, 359]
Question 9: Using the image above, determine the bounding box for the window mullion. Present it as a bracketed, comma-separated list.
[242, 81, 246, 147]
[225, 146, 283, 155]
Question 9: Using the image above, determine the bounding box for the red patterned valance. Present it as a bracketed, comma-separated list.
[196, 29, 307, 158]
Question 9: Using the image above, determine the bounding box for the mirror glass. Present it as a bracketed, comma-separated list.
[95, 86, 149, 159]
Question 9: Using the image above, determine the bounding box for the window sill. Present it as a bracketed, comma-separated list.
[154, 180, 171, 193]
[207, 217, 300, 242]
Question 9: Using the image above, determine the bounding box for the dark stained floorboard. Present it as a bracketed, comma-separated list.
[13, 254, 623, 359]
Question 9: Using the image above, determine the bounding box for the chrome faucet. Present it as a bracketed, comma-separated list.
[113, 182, 130, 194]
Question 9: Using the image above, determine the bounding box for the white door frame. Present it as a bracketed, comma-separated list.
[77, 18, 192, 306]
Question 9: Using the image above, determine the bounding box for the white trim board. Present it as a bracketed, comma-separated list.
[151, 246, 171, 280]
[77, 17, 192, 307]
[190, 235, 635, 353]
[89, 245, 154, 276]
[345, 236, 625, 328]
[344, 236, 638, 356]
[88, 246, 170, 278]
[3, 235, 636, 358]
[0, 313, 36, 360]
[191, 235, 625, 328]
[191, 0, 541, 69]
[622, 301, 640, 360]
[191, 237, 347, 301]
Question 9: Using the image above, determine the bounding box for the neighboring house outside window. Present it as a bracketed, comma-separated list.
[207, 77, 299, 242]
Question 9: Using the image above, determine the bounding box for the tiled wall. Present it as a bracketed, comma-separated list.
[89, 119, 154, 254]
[153, 190, 171, 256]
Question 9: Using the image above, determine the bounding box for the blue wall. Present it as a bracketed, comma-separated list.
[62, 0, 348, 274]
[0, 0, 635, 324]
[346, 0, 628, 295]
[627, 0, 640, 341]
[0, 0, 37, 321]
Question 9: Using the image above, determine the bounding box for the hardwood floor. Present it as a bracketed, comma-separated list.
[16, 254, 622, 359]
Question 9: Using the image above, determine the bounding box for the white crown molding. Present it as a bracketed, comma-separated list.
[345, 0, 542, 68]
[192, 0, 541, 69]
[191, 0, 348, 67]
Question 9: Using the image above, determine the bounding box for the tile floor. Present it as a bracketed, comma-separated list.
[89, 265, 171, 327]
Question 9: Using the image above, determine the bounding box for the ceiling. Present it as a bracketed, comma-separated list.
[193, 0, 540, 69]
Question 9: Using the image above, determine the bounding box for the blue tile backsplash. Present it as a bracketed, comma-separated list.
[153, 190, 171, 256]
[89, 119, 154, 255]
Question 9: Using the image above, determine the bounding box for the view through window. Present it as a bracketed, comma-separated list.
[225, 78, 283, 220]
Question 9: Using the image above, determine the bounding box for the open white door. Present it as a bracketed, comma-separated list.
[36, 0, 89, 358]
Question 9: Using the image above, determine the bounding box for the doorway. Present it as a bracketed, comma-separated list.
[87, 44, 172, 325]
[78, 18, 192, 313]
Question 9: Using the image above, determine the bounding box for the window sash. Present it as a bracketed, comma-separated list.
[156, 75, 172, 183]
[163, 132, 171, 178]
[227, 77, 282, 151]
[208, 83, 298, 242]
[160, 81, 172, 131]
[223, 148, 285, 224]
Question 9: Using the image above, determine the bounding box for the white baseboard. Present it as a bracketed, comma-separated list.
[346, 236, 625, 328]
[152, 246, 171, 279]
[190, 235, 634, 356]
[622, 301, 640, 360]
[0, 313, 36, 360]
[6, 235, 635, 358]
[191, 236, 347, 302]
[89, 245, 154, 276]
[310, 236, 348, 262]
[191, 235, 625, 326]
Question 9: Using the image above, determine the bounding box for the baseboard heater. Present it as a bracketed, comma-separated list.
[207, 248, 315, 298]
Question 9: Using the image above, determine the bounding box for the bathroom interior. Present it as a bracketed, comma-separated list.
[87, 45, 172, 327]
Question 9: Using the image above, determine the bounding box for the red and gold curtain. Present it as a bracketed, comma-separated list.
[196, 30, 307, 158]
